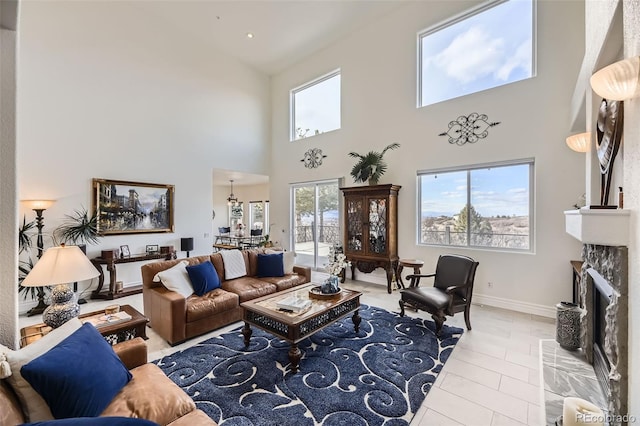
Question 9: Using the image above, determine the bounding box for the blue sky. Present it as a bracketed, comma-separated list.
[421, 164, 530, 217]
[294, 1, 533, 138]
[293, 73, 341, 138]
[421, 0, 533, 106]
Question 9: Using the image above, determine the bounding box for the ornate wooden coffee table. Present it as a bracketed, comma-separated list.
[241, 284, 362, 373]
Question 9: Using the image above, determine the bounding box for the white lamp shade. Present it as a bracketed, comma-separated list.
[566, 132, 590, 153]
[21, 245, 99, 287]
[590, 56, 640, 101]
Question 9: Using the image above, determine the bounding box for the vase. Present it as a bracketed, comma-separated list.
[321, 275, 340, 294]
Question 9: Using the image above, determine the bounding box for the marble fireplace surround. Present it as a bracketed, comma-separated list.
[580, 244, 628, 420]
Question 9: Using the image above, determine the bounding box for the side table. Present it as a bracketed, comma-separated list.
[20, 304, 148, 348]
[396, 258, 424, 289]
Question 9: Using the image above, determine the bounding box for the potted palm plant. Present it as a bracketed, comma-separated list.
[54, 207, 101, 248]
[54, 207, 101, 304]
[348, 143, 400, 185]
[18, 216, 44, 305]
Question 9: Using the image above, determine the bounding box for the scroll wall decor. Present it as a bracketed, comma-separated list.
[300, 148, 327, 169]
[438, 113, 500, 146]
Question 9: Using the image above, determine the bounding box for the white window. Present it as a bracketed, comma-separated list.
[291, 70, 341, 141]
[418, 159, 534, 252]
[418, 0, 535, 107]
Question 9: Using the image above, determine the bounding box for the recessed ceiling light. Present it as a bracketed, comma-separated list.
[246, 32, 254, 39]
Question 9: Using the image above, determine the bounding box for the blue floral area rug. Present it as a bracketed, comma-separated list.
[154, 305, 463, 426]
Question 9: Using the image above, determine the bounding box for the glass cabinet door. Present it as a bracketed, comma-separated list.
[367, 197, 387, 254]
[346, 198, 363, 253]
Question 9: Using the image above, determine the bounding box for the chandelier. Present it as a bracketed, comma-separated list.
[227, 180, 238, 206]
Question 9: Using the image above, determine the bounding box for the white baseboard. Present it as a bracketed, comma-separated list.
[473, 293, 556, 319]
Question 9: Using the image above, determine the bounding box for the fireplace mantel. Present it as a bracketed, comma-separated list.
[564, 207, 630, 246]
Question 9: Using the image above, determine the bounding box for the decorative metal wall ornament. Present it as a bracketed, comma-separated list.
[438, 113, 501, 146]
[300, 148, 327, 169]
[595, 98, 624, 207]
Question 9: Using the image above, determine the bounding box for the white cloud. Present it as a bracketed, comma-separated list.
[507, 187, 527, 194]
[433, 26, 505, 84]
[495, 39, 532, 81]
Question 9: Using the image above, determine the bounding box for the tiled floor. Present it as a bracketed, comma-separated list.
[18, 273, 554, 425]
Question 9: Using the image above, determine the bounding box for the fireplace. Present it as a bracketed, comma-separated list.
[580, 245, 628, 422]
[588, 267, 613, 402]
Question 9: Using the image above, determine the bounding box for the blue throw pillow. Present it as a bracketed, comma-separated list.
[257, 253, 284, 277]
[21, 323, 132, 419]
[24, 417, 159, 426]
[186, 260, 221, 296]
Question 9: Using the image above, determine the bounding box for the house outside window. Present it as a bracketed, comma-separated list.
[418, 0, 535, 107]
[291, 70, 341, 141]
[418, 159, 534, 252]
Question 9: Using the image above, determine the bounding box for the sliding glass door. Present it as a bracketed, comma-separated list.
[291, 180, 340, 270]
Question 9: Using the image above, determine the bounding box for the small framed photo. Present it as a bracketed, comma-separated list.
[120, 245, 130, 258]
[146, 244, 159, 255]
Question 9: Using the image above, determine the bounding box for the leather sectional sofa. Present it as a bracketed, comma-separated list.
[0, 337, 216, 426]
[141, 248, 311, 345]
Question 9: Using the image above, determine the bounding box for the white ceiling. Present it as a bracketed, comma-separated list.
[160, 1, 408, 186]
[144, 0, 407, 75]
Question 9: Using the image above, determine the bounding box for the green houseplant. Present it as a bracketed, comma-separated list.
[348, 143, 400, 185]
[54, 207, 101, 247]
[258, 234, 274, 248]
[54, 207, 101, 304]
[18, 216, 41, 301]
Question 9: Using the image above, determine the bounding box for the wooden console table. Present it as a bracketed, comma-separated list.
[91, 252, 175, 300]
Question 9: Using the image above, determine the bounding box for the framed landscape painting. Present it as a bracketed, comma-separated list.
[93, 178, 174, 235]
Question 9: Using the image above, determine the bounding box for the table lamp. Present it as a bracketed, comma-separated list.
[181, 237, 194, 258]
[21, 244, 100, 328]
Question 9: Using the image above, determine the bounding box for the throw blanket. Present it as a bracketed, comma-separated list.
[220, 250, 246, 280]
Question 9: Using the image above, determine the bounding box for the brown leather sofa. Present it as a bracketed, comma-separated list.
[141, 248, 311, 345]
[0, 338, 216, 426]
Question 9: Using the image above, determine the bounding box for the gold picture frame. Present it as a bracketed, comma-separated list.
[93, 178, 174, 236]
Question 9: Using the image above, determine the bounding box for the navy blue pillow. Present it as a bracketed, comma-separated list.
[24, 417, 159, 426]
[21, 323, 132, 419]
[186, 260, 220, 296]
[257, 253, 284, 277]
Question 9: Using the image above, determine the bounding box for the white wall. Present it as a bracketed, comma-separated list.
[619, 0, 640, 417]
[270, 0, 585, 315]
[0, 24, 18, 348]
[15, 1, 271, 301]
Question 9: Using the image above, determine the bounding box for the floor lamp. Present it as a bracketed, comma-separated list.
[23, 199, 55, 316]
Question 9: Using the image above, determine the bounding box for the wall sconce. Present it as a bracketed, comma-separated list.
[227, 179, 238, 206]
[566, 132, 590, 153]
[590, 56, 640, 100]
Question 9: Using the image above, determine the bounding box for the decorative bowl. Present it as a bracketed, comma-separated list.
[308, 285, 342, 300]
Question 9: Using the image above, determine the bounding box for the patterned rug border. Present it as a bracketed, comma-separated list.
[154, 304, 463, 426]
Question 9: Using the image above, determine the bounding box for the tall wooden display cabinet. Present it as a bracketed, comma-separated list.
[340, 184, 400, 294]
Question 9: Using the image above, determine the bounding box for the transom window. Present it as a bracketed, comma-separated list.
[418, 159, 534, 252]
[290, 70, 341, 141]
[418, 0, 535, 107]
